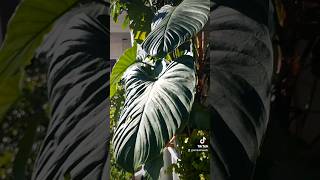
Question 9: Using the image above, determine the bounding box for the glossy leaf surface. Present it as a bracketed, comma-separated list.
[112, 55, 196, 171]
[142, 0, 210, 57]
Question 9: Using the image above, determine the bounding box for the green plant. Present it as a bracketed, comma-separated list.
[0, 0, 274, 179]
[167, 130, 210, 180]
[110, 0, 210, 179]
[110, 0, 274, 180]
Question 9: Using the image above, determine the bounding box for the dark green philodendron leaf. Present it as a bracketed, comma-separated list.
[144, 153, 164, 180]
[112, 55, 196, 172]
[189, 102, 211, 130]
[110, 44, 137, 97]
[32, 3, 109, 180]
[207, 3, 273, 179]
[142, 0, 210, 57]
[0, 0, 84, 121]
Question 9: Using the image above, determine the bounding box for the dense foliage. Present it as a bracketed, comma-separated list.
[110, 0, 210, 179]
[0, 59, 49, 179]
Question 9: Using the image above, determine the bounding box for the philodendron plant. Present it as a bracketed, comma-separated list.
[110, 0, 210, 178]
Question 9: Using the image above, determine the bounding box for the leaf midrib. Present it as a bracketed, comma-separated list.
[162, 6, 176, 53]
[134, 76, 166, 166]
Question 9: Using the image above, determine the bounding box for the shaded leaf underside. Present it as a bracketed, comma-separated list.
[32, 3, 109, 180]
[207, 3, 273, 180]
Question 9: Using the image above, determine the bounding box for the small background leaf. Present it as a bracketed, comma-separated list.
[126, 0, 154, 43]
[110, 44, 137, 97]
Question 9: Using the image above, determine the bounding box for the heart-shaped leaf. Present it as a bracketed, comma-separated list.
[142, 0, 210, 57]
[112, 55, 196, 171]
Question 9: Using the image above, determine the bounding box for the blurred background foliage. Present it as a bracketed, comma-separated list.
[0, 58, 49, 179]
[0, 2, 49, 179]
[109, 87, 133, 179]
[168, 130, 210, 180]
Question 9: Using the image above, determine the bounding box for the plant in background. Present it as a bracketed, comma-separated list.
[0, 59, 49, 180]
[110, 0, 210, 179]
[167, 130, 210, 180]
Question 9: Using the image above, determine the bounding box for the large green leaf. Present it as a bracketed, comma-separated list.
[0, 0, 84, 121]
[110, 44, 137, 97]
[142, 0, 210, 57]
[207, 3, 273, 179]
[144, 153, 164, 180]
[31, 3, 109, 180]
[112, 55, 196, 172]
